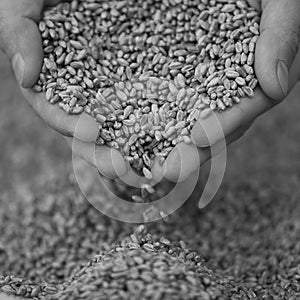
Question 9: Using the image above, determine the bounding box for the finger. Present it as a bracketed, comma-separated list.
[246, 0, 261, 12]
[44, 0, 69, 6]
[191, 88, 273, 147]
[115, 169, 143, 189]
[163, 143, 203, 182]
[289, 48, 300, 88]
[198, 122, 252, 168]
[0, 0, 66, 17]
[255, 0, 300, 100]
[117, 165, 163, 189]
[0, 16, 43, 88]
[152, 115, 253, 183]
[162, 140, 223, 183]
[165, 121, 254, 182]
[151, 156, 166, 183]
[64, 136, 95, 168]
[0, 0, 73, 88]
[21, 88, 99, 141]
[0, 0, 43, 21]
[65, 136, 127, 179]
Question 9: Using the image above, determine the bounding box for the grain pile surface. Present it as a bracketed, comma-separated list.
[0, 174, 300, 299]
[35, 0, 260, 173]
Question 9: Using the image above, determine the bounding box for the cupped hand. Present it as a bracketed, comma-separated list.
[0, 0, 127, 179]
[157, 0, 300, 183]
[2, 0, 299, 185]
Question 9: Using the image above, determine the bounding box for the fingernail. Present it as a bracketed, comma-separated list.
[192, 123, 210, 147]
[191, 120, 219, 148]
[75, 113, 99, 142]
[12, 53, 25, 86]
[277, 60, 289, 96]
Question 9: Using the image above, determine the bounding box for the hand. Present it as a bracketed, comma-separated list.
[155, 0, 300, 182]
[0, 0, 127, 179]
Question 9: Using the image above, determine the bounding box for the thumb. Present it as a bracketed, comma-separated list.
[0, 17, 43, 88]
[255, 0, 300, 101]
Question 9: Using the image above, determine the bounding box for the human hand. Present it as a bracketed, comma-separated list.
[156, 0, 300, 183]
[0, 0, 127, 179]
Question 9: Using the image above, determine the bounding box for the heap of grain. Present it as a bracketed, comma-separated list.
[1, 175, 300, 299]
[35, 0, 260, 176]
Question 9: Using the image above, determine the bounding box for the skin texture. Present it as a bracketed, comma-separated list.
[1, 0, 128, 179]
[0, 0, 299, 182]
